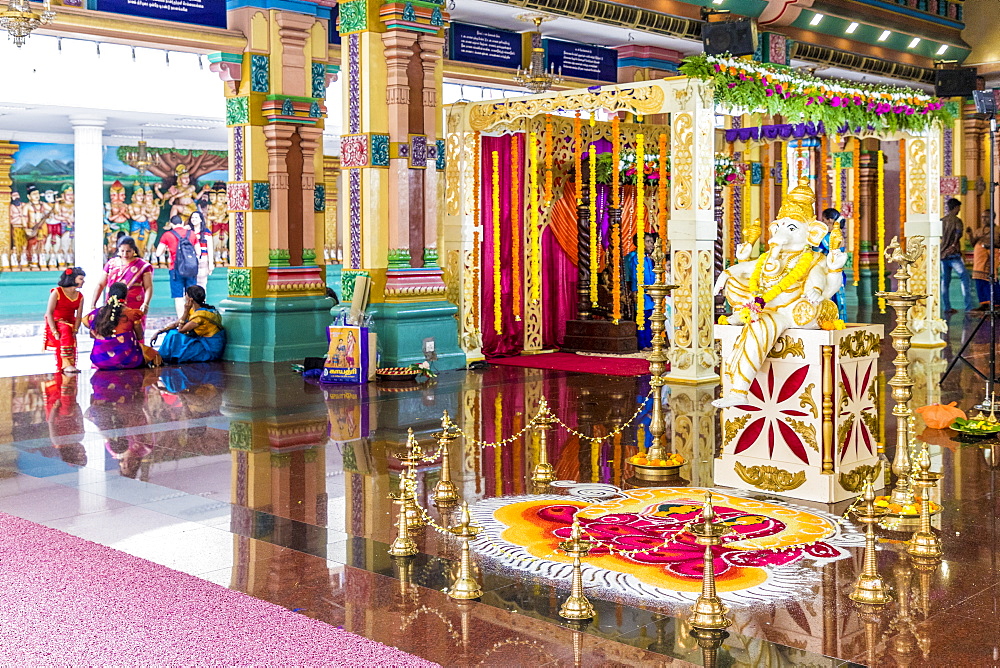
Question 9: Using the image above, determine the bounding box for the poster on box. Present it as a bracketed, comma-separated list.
[321, 326, 368, 384]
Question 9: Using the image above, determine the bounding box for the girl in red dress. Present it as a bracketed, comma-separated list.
[44, 267, 86, 373]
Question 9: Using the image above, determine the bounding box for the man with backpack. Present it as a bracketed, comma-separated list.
[155, 215, 202, 317]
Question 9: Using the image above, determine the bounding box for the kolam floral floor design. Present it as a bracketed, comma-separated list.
[470, 487, 862, 608]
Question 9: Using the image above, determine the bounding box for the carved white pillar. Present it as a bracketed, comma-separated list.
[666, 81, 720, 383]
[904, 129, 947, 348]
[70, 116, 106, 291]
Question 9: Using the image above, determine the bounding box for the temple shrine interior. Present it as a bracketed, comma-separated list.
[3, 0, 1000, 665]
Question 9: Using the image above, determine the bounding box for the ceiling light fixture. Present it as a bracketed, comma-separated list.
[937, 44, 948, 55]
[908, 37, 920, 48]
[513, 14, 562, 94]
[846, 22, 859, 34]
[809, 13, 823, 26]
[142, 122, 216, 130]
[0, 0, 55, 48]
[878, 30, 891, 41]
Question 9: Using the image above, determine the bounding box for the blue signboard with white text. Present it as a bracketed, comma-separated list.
[449, 22, 522, 70]
[543, 38, 618, 83]
[95, 0, 227, 28]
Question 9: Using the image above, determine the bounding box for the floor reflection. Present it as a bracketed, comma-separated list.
[1, 310, 1000, 665]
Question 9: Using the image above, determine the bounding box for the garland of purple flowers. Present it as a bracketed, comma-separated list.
[679, 54, 956, 135]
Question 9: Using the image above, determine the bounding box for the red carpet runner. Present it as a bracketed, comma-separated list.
[488, 352, 650, 376]
[0, 512, 437, 666]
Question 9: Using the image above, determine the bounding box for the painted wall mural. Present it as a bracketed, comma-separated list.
[1, 141, 228, 271]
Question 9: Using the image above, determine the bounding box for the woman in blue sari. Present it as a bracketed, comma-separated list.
[152, 285, 226, 364]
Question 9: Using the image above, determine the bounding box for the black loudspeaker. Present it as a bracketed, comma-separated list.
[702, 19, 757, 57]
[934, 67, 977, 98]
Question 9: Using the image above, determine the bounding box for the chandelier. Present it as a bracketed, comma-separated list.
[0, 0, 55, 48]
[514, 14, 563, 95]
[127, 135, 159, 175]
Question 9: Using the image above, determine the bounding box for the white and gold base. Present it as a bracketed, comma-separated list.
[715, 324, 884, 504]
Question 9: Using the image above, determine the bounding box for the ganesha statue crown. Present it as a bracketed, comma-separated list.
[712, 178, 847, 408]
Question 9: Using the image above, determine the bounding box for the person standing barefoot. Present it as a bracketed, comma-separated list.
[44, 267, 86, 374]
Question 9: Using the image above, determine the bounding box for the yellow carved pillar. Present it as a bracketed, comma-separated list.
[904, 130, 947, 348]
[0, 141, 17, 269]
[339, 0, 465, 369]
[214, 7, 334, 362]
[323, 156, 340, 264]
[666, 80, 720, 384]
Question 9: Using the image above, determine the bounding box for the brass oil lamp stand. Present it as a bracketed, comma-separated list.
[687, 491, 733, 630]
[531, 397, 557, 485]
[447, 502, 483, 600]
[388, 492, 419, 557]
[558, 519, 596, 620]
[689, 628, 729, 668]
[432, 411, 461, 506]
[398, 428, 426, 531]
[874, 236, 926, 508]
[906, 444, 943, 560]
[633, 242, 680, 481]
[849, 478, 893, 605]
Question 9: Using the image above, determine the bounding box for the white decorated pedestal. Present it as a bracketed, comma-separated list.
[714, 324, 884, 503]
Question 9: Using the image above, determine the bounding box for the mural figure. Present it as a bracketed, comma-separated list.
[105, 180, 130, 259]
[49, 184, 75, 266]
[155, 164, 207, 223]
[8, 188, 27, 268]
[205, 182, 229, 266]
[713, 178, 846, 408]
[128, 184, 151, 256]
[142, 188, 162, 262]
[24, 184, 53, 269]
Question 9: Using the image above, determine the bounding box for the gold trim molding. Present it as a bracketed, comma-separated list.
[839, 330, 881, 358]
[838, 464, 881, 493]
[734, 462, 807, 492]
[769, 336, 805, 359]
[723, 414, 751, 445]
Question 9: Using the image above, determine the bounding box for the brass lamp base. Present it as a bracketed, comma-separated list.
[531, 462, 556, 484]
[433, 480, 460, 505]
[558, 592, 596, 620]
[848, 573, 894, 606]
[688, 597, 731, 631]
[906, 531, 942, 560]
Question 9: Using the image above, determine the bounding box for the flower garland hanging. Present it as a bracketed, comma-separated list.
[636, 131, 646, 329]
[761, 147, 770, 232]
[511, 136, 522, 320]
[612, 113, 622, 322]
[589, 114, 598, 308]
[852, 138, 861, 287]
[781, 142, 789, 193]
[658, 133, 668, 244]
[898, 138, 906, 239]
[833, 154, 841, 226]
[715, 153, 740, 187]
[733, 249, 816, 323]
[492, 151, 502, 335]
[678, 54, 956, 135]
[529, 131, 540, 304]
[473, 132, 481, 227]
[819, 134, 829, 208]
[544, 114, 554, 207]
[876, 149, 886, 314]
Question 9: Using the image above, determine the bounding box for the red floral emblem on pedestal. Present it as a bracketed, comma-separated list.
[732, 365, 812, 464]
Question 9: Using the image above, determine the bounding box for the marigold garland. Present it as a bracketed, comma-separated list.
[492, 150, 501, 335]
[781, 142, 788, 193]
[612, 114, 622, 321]
[735, 249, 815, 323]
[876, 149, 886, 314]
[574, 111, 583, 205]
[473, 132, 481, 226]
[658, 133, 668, 243]
[636, 132, 646, 329]
[529, 131, 541, 304]
[852, 138, 862, 287]
[511, 136, 521, 320]
[544, 114, 554, 207]
[819, 134, 829, 208]
[472, 229, 481, 330]
[589, 121, 598, 307]
[761, 147, 770, 236]
[898, 138, 906, 239]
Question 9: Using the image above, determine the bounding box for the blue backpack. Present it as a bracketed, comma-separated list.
[172, 229, 199, 278]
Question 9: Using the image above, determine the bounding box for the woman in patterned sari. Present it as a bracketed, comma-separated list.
[90, 236, 153, 325]
[84, 282, 162, 370]
[152, 285, 226, 364]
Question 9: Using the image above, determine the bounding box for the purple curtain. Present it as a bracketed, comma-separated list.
[482, 134, 525, 357]
[542, 226, 577, 348]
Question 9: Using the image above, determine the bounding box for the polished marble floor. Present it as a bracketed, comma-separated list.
[1, 307, 999, 667]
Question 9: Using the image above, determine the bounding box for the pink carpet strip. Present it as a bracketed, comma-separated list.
[0, 512, 438, 666]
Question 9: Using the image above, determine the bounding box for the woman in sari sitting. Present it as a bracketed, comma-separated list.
[84, 282, 162, 370]
[152, 285, 226, 364]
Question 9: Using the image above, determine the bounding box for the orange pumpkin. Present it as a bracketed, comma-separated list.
[915, 402, 966, 429]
